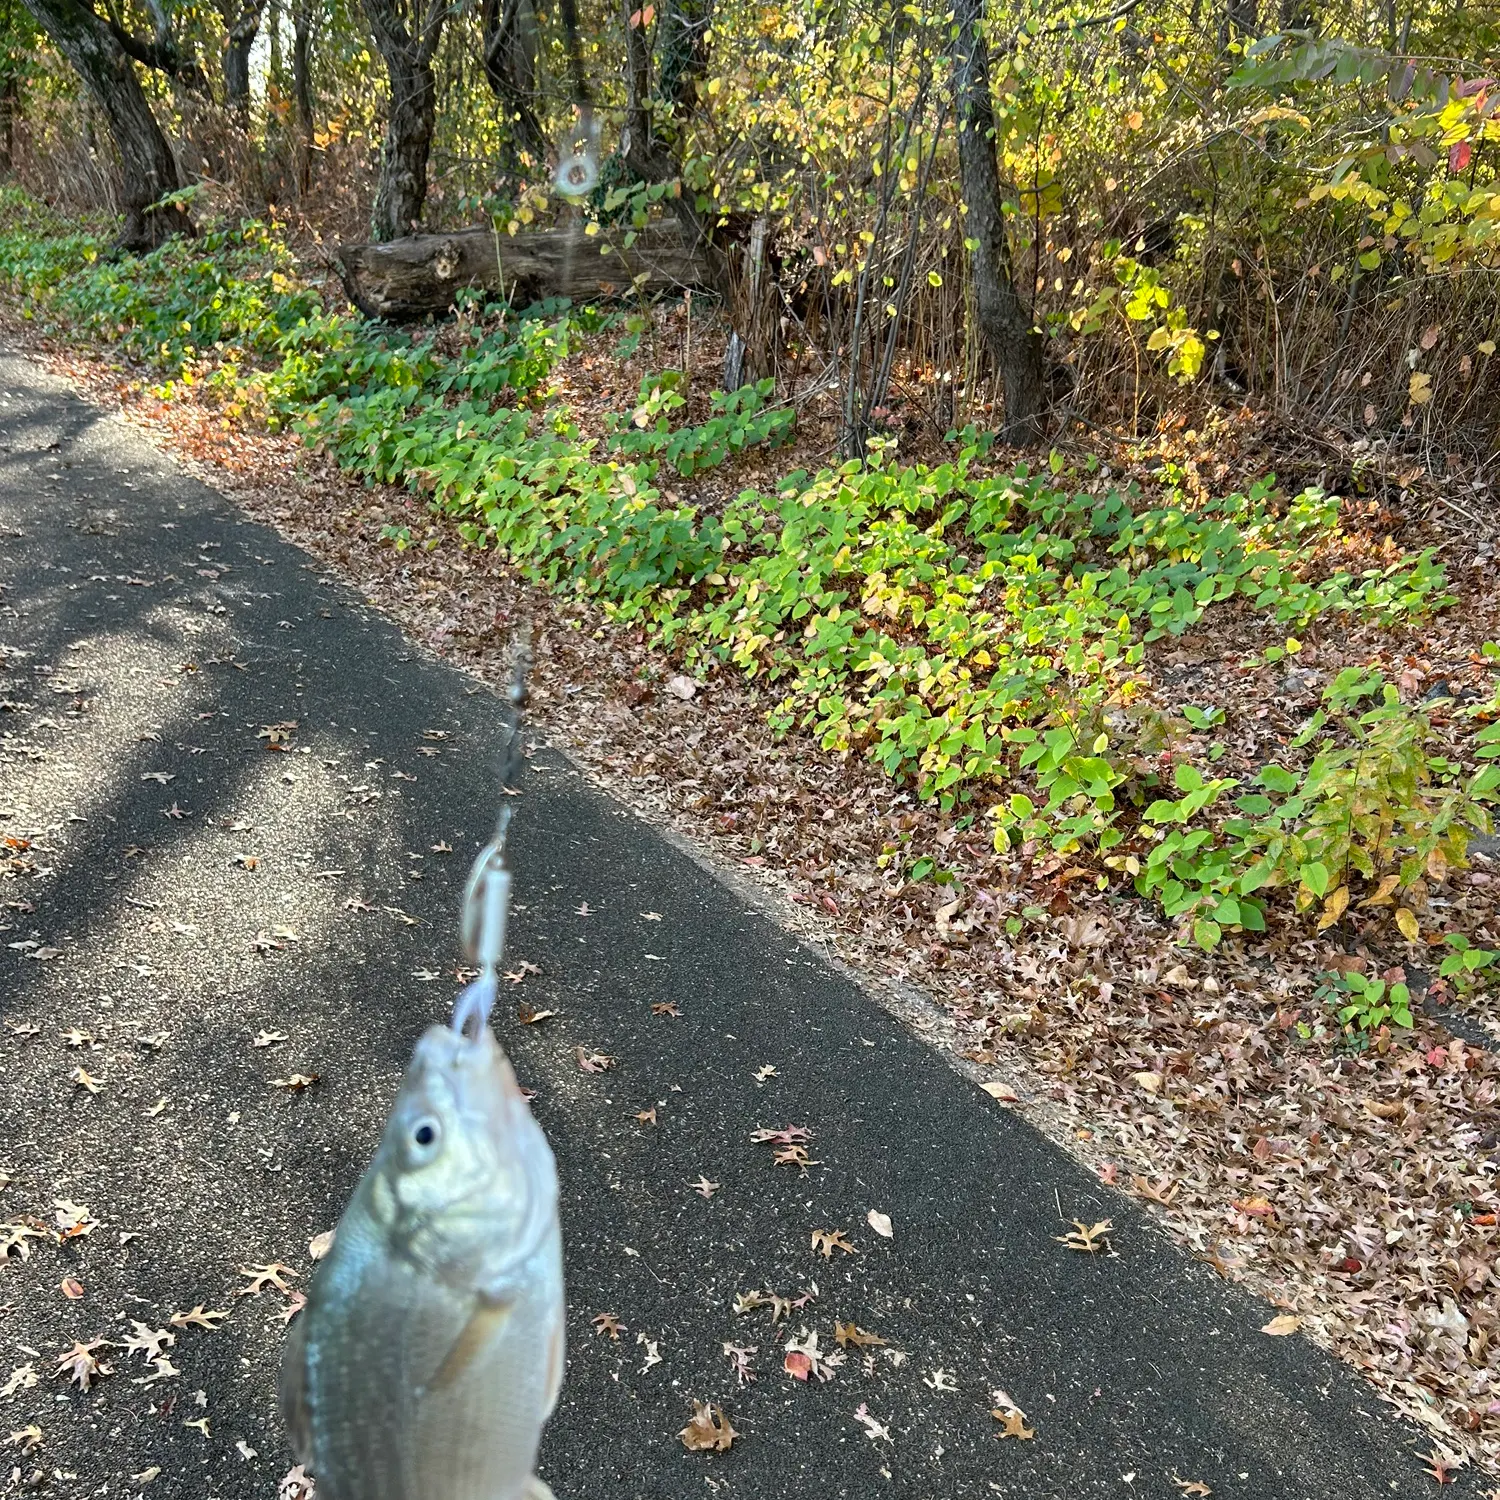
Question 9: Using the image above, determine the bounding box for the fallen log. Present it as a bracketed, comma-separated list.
[336, 223, 714, 321]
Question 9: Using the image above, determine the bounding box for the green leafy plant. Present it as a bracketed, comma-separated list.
[1320, 970, 1415, 1034]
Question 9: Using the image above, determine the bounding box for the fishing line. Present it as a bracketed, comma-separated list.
[453, 626, 532, 1038]
[552, 0, 599, 198]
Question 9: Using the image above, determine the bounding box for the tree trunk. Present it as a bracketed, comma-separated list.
[20, 0, 193, 248]
[0, 0, 23, 171]
[656, 0, 709, 130]
[222, 0, 264, 118]
[337, 222, 716, 319]
[291, 0, 313, 193]
[480, 0, 546, 180]
[619, 0, 729, 298]
[950, 0, 1044, 444]
[362, 0, 446, 240]
[0, 75, 16, 171]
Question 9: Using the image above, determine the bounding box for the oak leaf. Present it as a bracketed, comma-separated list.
[56, 1340, 112, 1390]
[992, 1407, 1034, 1440]
[679, 1401, 736, 1452]
[1054, 1218, 1112, 1252]
[811, 1228, 856, 1258]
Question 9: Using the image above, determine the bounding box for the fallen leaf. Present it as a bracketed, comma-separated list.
[651, 1002, 680, 1017]
[122, 1322, 174, 1363]
[1, 1223, 48, 1261]
[811, 1228, 857, 1258]
[750, 1125, 812, 1146]
[692, 1176, 721, 1199]
[170, 1305, 228, 1330]
[679, 1401, 736, 1452]
[634, 1107, 657, 1126]
[138, 1354, 180, 1383]
[7, 1425, 41, 1454]
[592, 1312, 624, 1340]
[252, 1030, 288, 1048]
[866, 1209, 894, 1239]
[1131, 1175, 1180, 1206]
[308, 1230, 335, 1261]
[577, 1048, 615, 1073]
[722, 1342, 757, 1384]
[992, 1407, 1035, 1440]
[852, 1402, 892, 1442]
[783, 1327, 844, 1382]
[278, 1463, 316, 1500]
[1, 1364, 37, 1397]
[54, 1201, 96, 1238]
[60, 1277, 85, 1300]
[1055, 1218, 1112, 1252]
[1172, 1480, 1212, 1497]
[70, 1066, 104, 1093]
[237, 1264, 297, 1297]
[1260, 1313, 1301, 1336]
[981, 1080, 1019, 1103]
[1422, 1448, 1458, 1486]
[55, 1340, 112, 1390]
[270, 1073, 319, 1090]
[835, 1322, 886, 1348]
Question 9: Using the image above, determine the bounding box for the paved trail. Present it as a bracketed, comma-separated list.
[0, 349, 1466, 1498]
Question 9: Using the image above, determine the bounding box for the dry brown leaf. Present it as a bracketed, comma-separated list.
[679, 1401, 736, 1452]
[170, 1305, 227, 1329]
[237, 1264, 297, 1297]
[1260, 1313, 1302, 1336]
[811, 1228, 857, 1258]
[1055, 1218, 1112, 1252]
[991, 1408, 1034, 1440]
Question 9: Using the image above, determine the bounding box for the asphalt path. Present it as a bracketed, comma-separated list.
[0, 348, 1472, 1499]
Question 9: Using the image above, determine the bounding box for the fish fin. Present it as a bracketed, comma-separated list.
[523, 1478, 556, 1500]
[427, 1297, 515, 1395]
[541, 1313, 565, 1418]
[277, 1305, 314, 1462]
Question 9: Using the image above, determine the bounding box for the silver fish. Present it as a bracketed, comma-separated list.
[280, 1023, 565, 1500]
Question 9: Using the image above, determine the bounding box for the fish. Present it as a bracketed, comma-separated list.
[280, 1022, 565, 1500]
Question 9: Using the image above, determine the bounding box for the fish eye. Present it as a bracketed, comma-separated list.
[412, 1118, 440, 1150]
